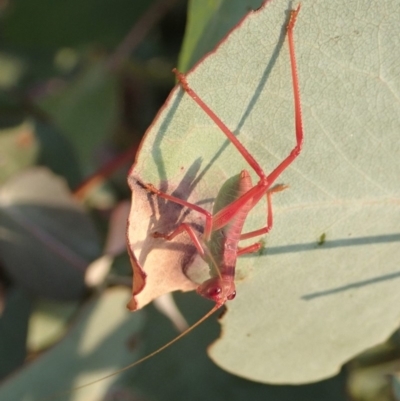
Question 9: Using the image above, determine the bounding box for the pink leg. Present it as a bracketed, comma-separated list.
[173, 69, 266, 181]
[265, 5, 303, 186]
[144, 183, 213, 240]
[153, 223, 206, 258]
[240, 184, 287, 241]
[237, 243, 262, 256]
[173, 5, 303, 232]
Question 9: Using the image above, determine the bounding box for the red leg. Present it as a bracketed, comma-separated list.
[237, 242, 262, 256]
[144, 183, 213, 240]
[153, 223, 206, 257]
[240, 184, 287, 241]
[264, 5, 303, 186]
[173, 69, 266, 181]
[173, 5, 303, 233]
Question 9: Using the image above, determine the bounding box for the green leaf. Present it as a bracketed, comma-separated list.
[179, 0, 264, 72]
[35, 121, 83, 189]
[393, 373, 400, 401]
[0, 168, 101, 300]
[27, 298, 79, 352]
[0, 287, 31, 379]
[131, 292, 349, 401]
[3, 0, 155, 49]
[0, 52, 25, 89]
[38, 62, 118, 172]
[129, 0, 400, 384]
[0, 119, 39, 185]
[0, 287, 144, 401]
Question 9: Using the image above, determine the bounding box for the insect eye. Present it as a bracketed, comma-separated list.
[207, 286, 222, 298]
[227, 291, 236, 300]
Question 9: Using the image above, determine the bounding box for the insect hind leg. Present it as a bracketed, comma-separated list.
[237, 243, 262, 256]
[240, 184, 287, 241]
[144, 183, 214, 240]
[152, 222, 206, 258]
[264, 5, 303, 186]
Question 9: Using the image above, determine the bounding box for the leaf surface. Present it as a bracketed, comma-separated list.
[0, 287, 144, 401]
[3, 0, 154, 49]
[128, 0, 400, 383]
[39, 63, 119, 172]
[179, 0, 264, 72]
[0, 288, 31, 379]
[0, 168, 101, 299]
[0, 119, 39, 185]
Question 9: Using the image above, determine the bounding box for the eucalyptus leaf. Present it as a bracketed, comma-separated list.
[128, 0, 400, 384]
[3, 0, 154, 49]
[38, 63, 118, 172]
[0, 119, 39, 185]
[179, 0, 264, 72]
[27, 299, 79, 352]
[131, 292, 349, 401]
[0, 168, 101, 299]
[0, 287, 31, 379]
[0, 288, 144, 401]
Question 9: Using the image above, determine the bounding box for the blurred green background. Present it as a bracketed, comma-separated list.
[0, 0, 399, 400]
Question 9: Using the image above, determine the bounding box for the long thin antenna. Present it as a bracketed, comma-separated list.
[43, 304, 221, 401]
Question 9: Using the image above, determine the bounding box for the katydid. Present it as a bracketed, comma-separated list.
[45, 5, 303, 399]
[119, 0, 303, 376]
[143, 4, 303, 308]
